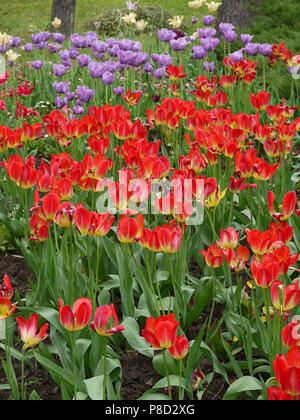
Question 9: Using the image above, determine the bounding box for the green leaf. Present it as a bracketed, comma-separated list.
[84, 375, 104, 400]
[185, 278, 214, 328]
[223, 376, 262, 400]
[116, 245, 135, 317]
[34, 352, 85, 393]
[121, 317, 154, 358]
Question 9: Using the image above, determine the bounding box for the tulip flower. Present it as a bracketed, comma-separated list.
[273, 347, 300, 396]
[250, 254, 280, 288]
[142, 314, 179, 349]
[201, 244, 223, 268]
[116, 214, 144, 244]
[42, 192, 61, 220]
[59, 298, 92, 332]
[166, 65, 187, 82]
[223, 246, 250, 272]
[217, 227, 240, 249]
[89, 304, 125, 336]
[267, 386, 294, 400]
[271, 280, 300, 312]
[169, 335, 189, 360]
[245, 228, 282, 256]
[0, 297, 16, 320]
[0, 274, 13, 299]
[272, 246, 299, 275]
[249, 91, 270, 111]
[282, 317, 300, 349]
[267, 191, 297, 222]
[122, 89, 142, 106]
[16, 313, 49, 350]
[268, 221, 293, 244]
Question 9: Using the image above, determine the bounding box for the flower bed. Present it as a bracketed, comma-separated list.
[0, 1, 299, 402]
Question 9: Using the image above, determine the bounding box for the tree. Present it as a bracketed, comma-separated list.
[216, 0, 262, 29]
[51, 0, 77, 36]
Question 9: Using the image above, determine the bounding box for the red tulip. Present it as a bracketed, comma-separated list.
[169, 335, 189, 360]
[245, 228, 281, 256]
[272, 246, 299, 275]
[268, 221, 294, 244]
[267, 191, 297, 222]
[282, 317, 300, 349]
[55, 202, 76, 228]
[250, 254, 280, 288]
[116, 214, 144, 244]
[223, 246, 250, 272]
[0, 274, 13, 300]
[122, 89, 142, 106]
[89, 304, 124, 336]
[59, 298, 92, 332]
[142, 314, 180, 349]
[271, 280, 300, 311]
[273, 347, 300, 396]
[249, 91, 270, 111]
[166, 65, 187, 82]
[201, 244, 223, 268]
[16, 313, 49, 350]
[267, 386, 294, 400]
[217, 227, 240, 249]
[0, 297, 16, 320]
[42, 192, 61, 220]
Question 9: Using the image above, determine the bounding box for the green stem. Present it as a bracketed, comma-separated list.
[163, 349, 172, 400]
[21, 346, 26, 400]
[103, 336, 108, 401]
[179, 358, 183, 400]
[70, 332, 77, 400]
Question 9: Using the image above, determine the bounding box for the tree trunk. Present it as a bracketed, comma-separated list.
[216, 0, 262, 29]
[51, 0, 77, 37]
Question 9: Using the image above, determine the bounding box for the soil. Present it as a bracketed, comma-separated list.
[0, 250, 229, 401]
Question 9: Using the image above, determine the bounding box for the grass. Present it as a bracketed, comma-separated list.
[0, 0, 207, 40]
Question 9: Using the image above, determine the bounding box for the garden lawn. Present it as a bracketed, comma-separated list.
[0, 0, 206, 40]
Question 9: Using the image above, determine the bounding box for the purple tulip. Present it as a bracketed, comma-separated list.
[191, 16, 199, 24]
[200, 37, 220, 52]
[113, 86, 124, 96]
[66, 92, 75, 101]
[11, 37, 22, 47]
[48, 43, 63, 53]
[77, 54, 91, 67]
[219, 23, 235, 34]
[244, 43, 260, 56]
[152, 53, 173, 67]
[203, 61, 215, 73]
[55, 96, 67, 109]
[192, 45, 207, 60]
[241, 34, 254, 44]
[23, 43, 35, 52]
[224, 31, 237, 43]
[72, 106, 85, 115]
[229, 48, 244, 62]
[102, 71, 115, 85]
[143, 63, 154, 73]
[68, 48, 79, 59]
[92, 40, 107, 53]
[259, 43, 273, 57]
[76, 86, 95, 103]
[203, 15, 215, 26]
[31, 60, 44, 70]
[52, 64, 67, 77]
[170, 37, 189, 51]
[53, 81, 71, 94]
[198, 28, 217, 39]
[157, 28, 176, 43]
[154, 68, 165, 79]
[52, 33, 65, 44]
